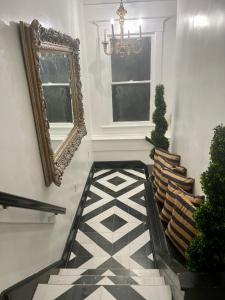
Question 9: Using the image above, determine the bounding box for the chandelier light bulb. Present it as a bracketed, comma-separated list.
[110, 18, 115, 25]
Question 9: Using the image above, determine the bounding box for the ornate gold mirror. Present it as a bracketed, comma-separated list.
[20, 20, 86, 186]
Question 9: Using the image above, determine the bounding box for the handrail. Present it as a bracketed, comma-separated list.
[0, 192, 66, 215]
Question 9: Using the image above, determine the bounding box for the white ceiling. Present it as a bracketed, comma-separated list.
[83, 0, 176, 5]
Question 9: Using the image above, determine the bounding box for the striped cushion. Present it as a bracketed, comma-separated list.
[154, 156, 187, 189]
[152, 148, 181, 179]
[155, 168, 194, 204]
[165, 193, 198, 257]
[160, 182, 204, 223]
[155, 148, 180, 165]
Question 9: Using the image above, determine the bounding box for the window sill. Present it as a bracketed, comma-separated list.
[92, 135, 147, 141]
[101, 122, 154, 129]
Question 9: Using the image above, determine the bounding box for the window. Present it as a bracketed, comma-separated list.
[111, 37, 151, 122]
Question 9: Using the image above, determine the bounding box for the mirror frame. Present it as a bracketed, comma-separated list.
[20, 19, 87, 186]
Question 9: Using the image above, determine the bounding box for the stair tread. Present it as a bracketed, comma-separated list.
[49, 274, 165, 285]
[33, 284, 172, 300]
[59, 268, 161, 277]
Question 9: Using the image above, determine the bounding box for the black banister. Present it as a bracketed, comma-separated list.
[0, 192, 66, 215]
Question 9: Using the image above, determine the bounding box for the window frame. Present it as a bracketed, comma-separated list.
[110, 35, 152, 123]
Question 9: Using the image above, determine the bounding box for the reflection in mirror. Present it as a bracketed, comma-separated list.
[38, 51, 74, 152]
[20, 19, 87, 186]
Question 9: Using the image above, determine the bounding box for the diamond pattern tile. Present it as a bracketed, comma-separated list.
[101, 214, 128, 232]
[32, 168, 169, 300]
[108, 176, 126, 186]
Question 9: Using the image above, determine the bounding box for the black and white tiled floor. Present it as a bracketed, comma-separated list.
[33, 168, 172, 300]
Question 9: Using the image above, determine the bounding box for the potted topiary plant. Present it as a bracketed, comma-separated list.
[145, 84, 169, 159]
[187, 125, 225, 272]
[179, 125, 225, 299]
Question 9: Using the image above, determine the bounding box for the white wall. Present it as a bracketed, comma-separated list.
[171, 0, 225, 193]
[0, 0, 93, 291]
[83, 0, 177, 163]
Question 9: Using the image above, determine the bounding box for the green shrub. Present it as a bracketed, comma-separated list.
[146, 84, 169, 159]
[187, 125, 225, 272]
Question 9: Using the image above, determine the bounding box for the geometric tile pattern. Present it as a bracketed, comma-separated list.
[32, 168, 172, 300]
[68, 168, 154, 274]
[48, 168, 158, 300]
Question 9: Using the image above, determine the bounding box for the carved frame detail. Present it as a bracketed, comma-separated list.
[20, 20, 87, 186]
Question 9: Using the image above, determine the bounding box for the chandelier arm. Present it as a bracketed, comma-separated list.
[102, 41, 114, 55]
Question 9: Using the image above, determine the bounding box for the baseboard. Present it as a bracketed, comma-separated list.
[0, 260, 62, 300]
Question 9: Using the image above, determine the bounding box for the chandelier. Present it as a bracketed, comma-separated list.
[102, 0, 143, 57]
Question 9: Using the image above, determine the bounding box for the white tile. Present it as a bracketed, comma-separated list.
[97, 172, 137, 192]
[129, 258, 145, 270]
[100, 287, 117, 300]
[117, 185, 147, 216]
[75, 230, 110, 258]
[69, 252, 76, 261]
[112, 255, 130, 269]
[85, 286, 102, 299]
[132, 276, 165, 286]
[128, 231, 151, 254]
[148, 253, 154, 261]
[131, 269, 161, 277]
[102, 270, 115, 276]
[59, 269, 88, 276]
[32, 284, 73, 300]
[132, 285, 172, 300]
[78, 256, 110, 269]
[97, 277, 114, 285]
[86, 206, 141, 243]
[48, 275, 81, 285]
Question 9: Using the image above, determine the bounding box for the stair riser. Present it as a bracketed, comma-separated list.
[58, 268, 161, 277]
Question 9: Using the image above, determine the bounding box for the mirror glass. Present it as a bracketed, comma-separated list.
[38, 51, 74, 152]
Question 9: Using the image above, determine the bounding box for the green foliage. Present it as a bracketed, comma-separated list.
[187, 125, 225, 272]
[148, 85, 169, 159]
[187, 235, 225, 272]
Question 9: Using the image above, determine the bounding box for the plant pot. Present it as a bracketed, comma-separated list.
[179, 271, 225, 300]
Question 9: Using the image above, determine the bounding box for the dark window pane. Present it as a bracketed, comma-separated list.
[111, 37, 151, 82]
[112, 84, 150, 122]
[39, 52, 70, 83]
[43, 86, 73, 123]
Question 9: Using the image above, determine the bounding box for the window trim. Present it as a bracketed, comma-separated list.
[111, 80, 151, 85]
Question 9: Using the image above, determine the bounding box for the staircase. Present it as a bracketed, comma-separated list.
[32, 167, 172, 299]
[33, 268, 171, 299]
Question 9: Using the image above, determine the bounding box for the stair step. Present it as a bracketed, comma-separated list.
[33, 284, 172, 300]
[58, 268, 161, 277]
[49, 275, 165, 285]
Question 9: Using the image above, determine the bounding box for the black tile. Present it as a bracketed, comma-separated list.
[108, 176, 127, 186]
[101, 214, 127, 232]
[56, 285, 100, 300]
